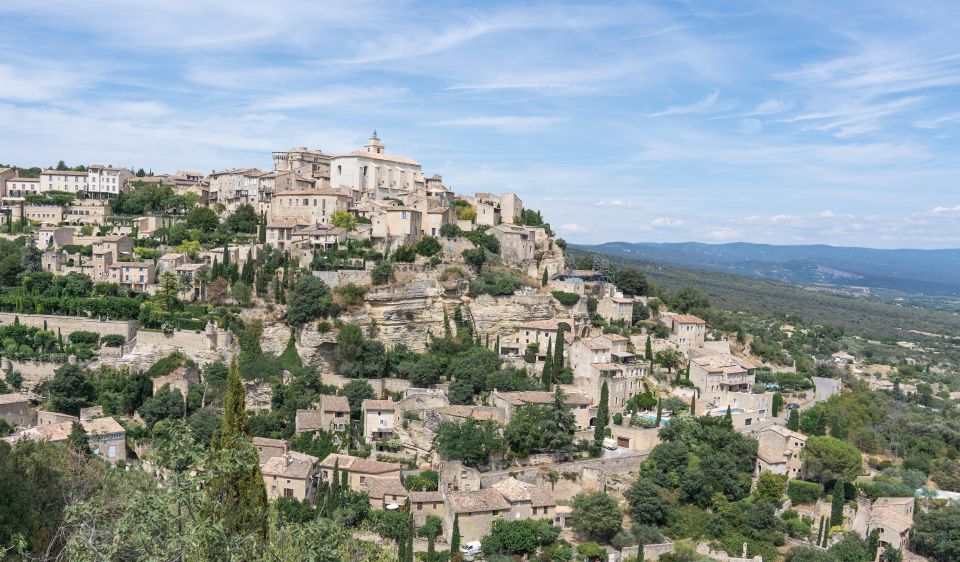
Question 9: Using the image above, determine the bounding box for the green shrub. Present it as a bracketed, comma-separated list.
[415, 236, 441, 257]
[469, 269, 522, 297]
[68, 331, 99, 345]
[101, 334, 125, 347]
[392, 245, 416, 262]
[551, 291, 581, 306]
[371, 261, 393, 285]
[787, 479, 822, 506]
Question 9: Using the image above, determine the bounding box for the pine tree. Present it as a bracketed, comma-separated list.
[541, 340, 554, 388]
[831, 481, 845, 526]
[451, 514, 461, 554]
[645, 335, 652, 360]
[594, 381, 609, 448]
[787, 409, 800, 431]
[655, 398, 663, 426]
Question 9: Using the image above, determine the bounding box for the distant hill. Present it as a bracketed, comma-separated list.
[566, 247, 960, 342]
[574, 241, 960, 296]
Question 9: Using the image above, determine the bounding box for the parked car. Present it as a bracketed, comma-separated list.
[460, 541, 482, 560]
[786, 403, 799, 410]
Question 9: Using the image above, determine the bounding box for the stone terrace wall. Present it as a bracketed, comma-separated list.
[0, 312, 137, 340]
[136, 329, 213, 351]
[479, 451, 647, 488]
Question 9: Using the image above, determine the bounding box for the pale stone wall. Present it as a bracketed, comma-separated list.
[0, 312, 137, 340]
[3, 359, 61, 388]
[136, 328, 213, 350]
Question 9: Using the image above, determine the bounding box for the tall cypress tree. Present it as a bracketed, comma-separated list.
[690, 395, 696, 417]
[330, 459, 341, 509]
[451, 514, 461, 554]
[645, 335, 652, 360]
[541, 339, 554, 388]
[258, 211, 266, 244]
[541, 268, 548, 287]
[554, 327, 565, 369]
[724, 405, 733, 428]
[831, 481, 845, 526]
[443, 310, 452, 339]
[594, 381, 609, 448]
[787, 408, 800, 431]
[494, 334, 500, 355]
[655, 397, 663, 426]
[206, 358, 268, 539]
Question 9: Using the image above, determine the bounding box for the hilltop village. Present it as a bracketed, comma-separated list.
[0, 136, 948, 562]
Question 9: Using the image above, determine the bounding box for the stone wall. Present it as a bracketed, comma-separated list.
[313, 270, 373, 288]
[478, 452, 647, 490]
[0, 312, 137, 340]
[2, 358, 63, 388]
[136, 329, 213, 351]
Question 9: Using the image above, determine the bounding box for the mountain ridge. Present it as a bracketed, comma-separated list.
[573, 241, 960, 295]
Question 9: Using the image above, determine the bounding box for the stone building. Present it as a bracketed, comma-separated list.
[442, 477, 555, 544]
[318, 453, 402, 491]
[0, 392, 34, 428]
[253, 436, 290, 465]
[295, 394, 351, 438]
[569, 334, 647, 409]
[755, 425, 807, 479]
[261, 451, 321, 502]
[330, 134, 423, 197]
[362, 399, 397, 441]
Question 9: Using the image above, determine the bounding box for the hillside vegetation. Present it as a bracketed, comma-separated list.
[568, 247, 960, 343]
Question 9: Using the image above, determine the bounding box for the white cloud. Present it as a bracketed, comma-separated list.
[559, 223, 588, 233]
[915, 112, 960, 129]
[649, 90, 732, 117]
[651, 217, 684, 227]
[251, 86, 408, 111]
[429, 116, 565, 132]
[932, 204, 960, 215]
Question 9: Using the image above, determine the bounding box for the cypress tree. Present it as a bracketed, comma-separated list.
[258, 211, 266, 244]
[67, 422, 91, 455]
[787, 409, 800, 431]
[724, 405, 733, 428]
[485, 333, 490, 349]
[451, 514, 461, 554]
[554, 326, 565, 369]
[831, 481, 845, 526]
[494, 334, 500, 355]
[594, 381, 609, 447]
[655, 398, 663, 426]
[341, 468, 348, 500]
[685, 361, 690, 381]
[206, 358, 268, 539]
[690, 394, 696, 416]
[331, 459, 341, 509]
[772, 392, 783, 417]
[541, 339, 554, 388]
[645, 335, 652, 360]
[443, 310, 452, 339]
[222, 240, 230, 267]
[541, 268, 548, 287]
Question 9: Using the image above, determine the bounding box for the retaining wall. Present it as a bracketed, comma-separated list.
[0, 312, 137, 340]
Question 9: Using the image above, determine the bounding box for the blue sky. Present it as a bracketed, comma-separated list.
[2, 1, 959, 248]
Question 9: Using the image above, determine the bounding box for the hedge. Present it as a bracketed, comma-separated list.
[551, 291, 581, 306]
[788, 479, 822, 505]
[68, 331, 100, 345]
[101, 334, 126, 347]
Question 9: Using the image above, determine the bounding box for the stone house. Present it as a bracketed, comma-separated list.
[0, 392, 34, 428]
[83, 416, 127, 463]
[442, 477, 555, 544]
[269, 188, 351, 226]
[362, 399, 396, 442]
[755, 425, 807, 479]
[570, 334, 647, 409]
[361, 475, 409, 509]
[853, 496, 914, 553]
[253, 436, 290, 465]
[608, 424, 661, 452]
[690, 353, 755, 394]
[371, 206, 423, 242]
[422, 206, 456, 237]
[318, 453, 402, 491]
[489, 224, 536, 268]
[108, 261, 156, 292]
[439, 460, 482, 493]
[261, 451, 320, 502]
[295, 394, 351, 442]
[502, 319, 573, 359]
[410, 490, 445, 526]
[37, 227, 73, 250]
[596, 295, 634, 324]
[488, 390, 592, 430]
[661, 314, 706, 351]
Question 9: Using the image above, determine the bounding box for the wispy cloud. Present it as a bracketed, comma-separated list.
[648, 90, 732, 117]
[428, 116, 566, 132]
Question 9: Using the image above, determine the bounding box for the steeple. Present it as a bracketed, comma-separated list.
[365, 131, 384, 155]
